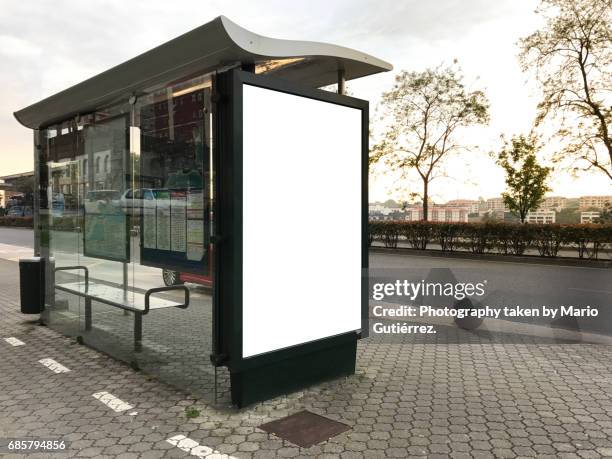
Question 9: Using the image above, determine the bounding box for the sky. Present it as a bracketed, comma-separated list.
[0, 0, 610, 202]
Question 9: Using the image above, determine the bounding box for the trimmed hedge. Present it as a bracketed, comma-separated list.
[0, 217, 33, 228]
[369, 221, 612, 260]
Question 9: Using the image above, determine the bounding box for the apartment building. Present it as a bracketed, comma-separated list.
[580, 195, 612, 209]
[445, 199, 480, 214]
[485, 197, 509, 212]
[406, 206, 469, 222]
[526, 210, 556, 224]
[580, 211, 600, 223]
[540, 196, 567, 211]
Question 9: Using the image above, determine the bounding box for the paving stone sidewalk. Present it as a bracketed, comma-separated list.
[1, 257, 612, 458]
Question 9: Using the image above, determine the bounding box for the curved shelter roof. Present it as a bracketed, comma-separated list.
[14, 16, 392, 129]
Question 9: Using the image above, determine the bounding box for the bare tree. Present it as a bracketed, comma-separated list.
[520, 0, 612, 180]
[371, 64, 489, 220]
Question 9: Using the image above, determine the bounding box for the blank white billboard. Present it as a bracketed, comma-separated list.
[242, 84, 363, 358]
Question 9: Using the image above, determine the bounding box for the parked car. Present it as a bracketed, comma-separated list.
[162, 268, 212, 288]
[7, 206, 32, 217]
[84, 190, 121, 214]
[115, 188, 169, 215]
[7, 195, 25, 208]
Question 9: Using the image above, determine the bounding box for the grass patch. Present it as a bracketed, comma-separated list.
[185, 407, 200, 419]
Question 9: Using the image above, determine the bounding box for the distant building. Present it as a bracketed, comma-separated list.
[445, 199, 479, 214]
[526, 210, 556, 224]
[540, 196, 567, 211]
[0, 171, 34, 188]
[485, 197, 509, 213]
[580, 211, 600, 224]
[369, 210, 407, 221]
[368, 203, 392, 215]
[0, 171, 34, 208]
[580, 195, 612, 210]
[368, 203, 408, 221]
[406, 206, 469, 222]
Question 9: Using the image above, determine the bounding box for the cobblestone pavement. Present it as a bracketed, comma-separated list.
[2, 257, 612, 458]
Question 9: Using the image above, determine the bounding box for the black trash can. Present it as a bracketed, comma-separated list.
[19, 257, 45, 314]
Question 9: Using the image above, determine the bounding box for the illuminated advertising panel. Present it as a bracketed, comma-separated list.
[241, 84, 363, 358]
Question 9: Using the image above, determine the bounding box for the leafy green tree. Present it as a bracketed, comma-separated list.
[371, 64, 489, 221]
[520, 0, 612, 181]
[556, 207, 580, 224]
[595, 202, 612, 223]
[383, 199, 399, 208]
[497, 135, 552, 223]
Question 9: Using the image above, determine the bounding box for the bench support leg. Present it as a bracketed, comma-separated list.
[85, 298, 92, 331]
[134, 313, 142, 352]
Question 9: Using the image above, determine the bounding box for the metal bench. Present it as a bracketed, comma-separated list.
[54, 266, 189, 351]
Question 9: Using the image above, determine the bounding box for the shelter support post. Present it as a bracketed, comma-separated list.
[134, 313, 142, 352]
[85, 298, 92, 331]
[338, 69, 346, 95]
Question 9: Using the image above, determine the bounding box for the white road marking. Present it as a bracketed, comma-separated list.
[166, 435, 237, 458]
[39, 358, 70, 373]
[4, 337, 25, 346]
[0, 243, 33, 261]
[92, 391, 134, 412]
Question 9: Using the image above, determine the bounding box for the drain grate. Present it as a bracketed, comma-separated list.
[259, 410, 351, 448]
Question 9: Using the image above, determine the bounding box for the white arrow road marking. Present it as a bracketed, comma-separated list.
[166, 435, 237, 458]
[92, 391, 134, 412]
[39, 358, 70, 373]
[4, 337, 25, 346]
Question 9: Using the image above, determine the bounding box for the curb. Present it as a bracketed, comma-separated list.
[369, 246, 611, 268]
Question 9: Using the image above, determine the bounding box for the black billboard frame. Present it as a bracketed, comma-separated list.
[214, 69, 369, 407]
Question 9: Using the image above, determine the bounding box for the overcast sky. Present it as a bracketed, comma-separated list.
[0, 0, 610, 201]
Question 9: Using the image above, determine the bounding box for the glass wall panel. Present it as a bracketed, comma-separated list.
[39, 72, 220, 402]
[75, 108, 135, 362]
[131, 72, 219, 400]
[40, 120, 84, 337]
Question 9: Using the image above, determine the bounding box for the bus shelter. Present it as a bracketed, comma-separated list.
[14, 16, 392, 407]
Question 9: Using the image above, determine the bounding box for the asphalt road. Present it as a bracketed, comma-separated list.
[0, 227, 34, 247]
[1, 227, 610, 334]
[371, 249, 612, 335]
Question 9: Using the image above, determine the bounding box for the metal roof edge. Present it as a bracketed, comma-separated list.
[14, 16, 392, 130]
[219, 15, 393, 71]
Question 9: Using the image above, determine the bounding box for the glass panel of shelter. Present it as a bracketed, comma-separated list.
[40, 120, 84, 337]
[75, 107, 134, 361]
[40, 71, 221, 403]
[41, 104, 134, 356]
[130, 71, 220, 401]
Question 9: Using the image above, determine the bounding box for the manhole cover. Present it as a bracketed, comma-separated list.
[259, 410, 351, 448]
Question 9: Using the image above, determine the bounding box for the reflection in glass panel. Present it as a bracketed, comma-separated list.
[72, 110, 136, 362]
[40, 120, 84, 337]
[81, 116, 129, 263]
[39, 73, 222, 403]
[138, 76, 212, 274]
[131, 72, 221, 401]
